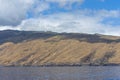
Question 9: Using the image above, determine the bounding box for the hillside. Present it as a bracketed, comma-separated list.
[0, 30, 120, 66]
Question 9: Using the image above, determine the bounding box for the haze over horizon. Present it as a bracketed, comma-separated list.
[0, 0, 120, 36]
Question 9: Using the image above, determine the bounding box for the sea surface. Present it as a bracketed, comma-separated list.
[0, 66, 120, 80]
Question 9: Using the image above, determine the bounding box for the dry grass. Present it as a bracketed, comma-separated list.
[0, 35, 120, 66]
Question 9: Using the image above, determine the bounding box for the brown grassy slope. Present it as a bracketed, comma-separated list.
[0, 33, 120, 66]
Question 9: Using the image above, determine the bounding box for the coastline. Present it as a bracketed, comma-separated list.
[2, 63, 120, 67]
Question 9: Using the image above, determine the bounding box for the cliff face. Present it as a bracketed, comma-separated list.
[0, 30, 120, 66]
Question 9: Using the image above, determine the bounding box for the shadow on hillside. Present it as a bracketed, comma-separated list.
[0, 30, 57, 45]
[0, 30, 120, 45]
[60, 33, 120, 43]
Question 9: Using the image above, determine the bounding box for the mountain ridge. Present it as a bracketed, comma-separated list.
[0, 30, 120, 66]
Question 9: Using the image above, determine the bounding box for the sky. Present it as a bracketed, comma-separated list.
[0, 0, 120, 36]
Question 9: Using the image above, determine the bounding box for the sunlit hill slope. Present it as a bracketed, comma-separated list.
[0, 30, 120, 66]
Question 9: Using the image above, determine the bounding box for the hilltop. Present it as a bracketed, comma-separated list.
[0, 30, 120, 66]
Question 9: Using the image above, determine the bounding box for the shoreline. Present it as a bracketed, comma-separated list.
[2, 63, 120, 67]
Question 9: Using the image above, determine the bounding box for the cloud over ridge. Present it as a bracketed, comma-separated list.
[0, 0, 120, 36]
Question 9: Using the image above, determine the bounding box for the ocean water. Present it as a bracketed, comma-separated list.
[0, 66, 120, 80]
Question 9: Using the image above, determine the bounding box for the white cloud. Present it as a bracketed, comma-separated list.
[0, 0, 120, 36]
[0, 0, 34, 26]
[45, 0, 84, 7]
[31, 1, 50, 17]
[0, 0, 84, 26]
[12, 10, 120, 36]
[0, 9, 120, 36]
[0, 26, 20, 30]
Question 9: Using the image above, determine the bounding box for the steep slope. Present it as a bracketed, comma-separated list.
[0, 30, 120, 66]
